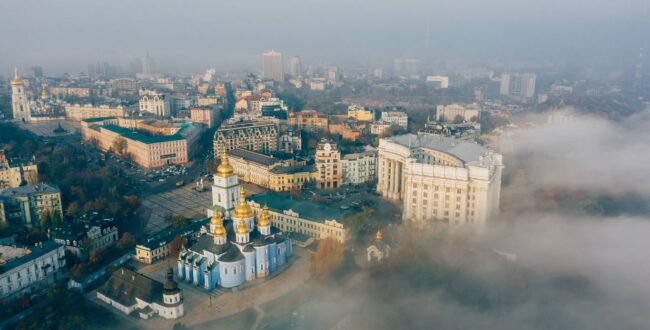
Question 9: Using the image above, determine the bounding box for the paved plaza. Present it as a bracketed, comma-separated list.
[141, 182, 269, 233]
[19, 120, 80, 137]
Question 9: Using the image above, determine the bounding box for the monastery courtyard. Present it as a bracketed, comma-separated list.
[88, 246, 312, 329]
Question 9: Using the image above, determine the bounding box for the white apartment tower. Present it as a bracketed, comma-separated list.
[262, 50, 284, 82]
[11, 68, 31, 122]
[500, 73, 536, 99]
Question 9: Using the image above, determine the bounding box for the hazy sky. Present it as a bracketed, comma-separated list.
[0, 0, 648, 74]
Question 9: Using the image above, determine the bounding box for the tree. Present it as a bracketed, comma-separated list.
[310, 238, 344, 280]
[170, 235, 187, 257]
[452, 115, 465, 124]
[170, 215, 190, 228]
[118, 232, 136, 250]
[111, 137, 127, 156]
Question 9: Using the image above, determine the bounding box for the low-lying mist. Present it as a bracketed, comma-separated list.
[297, 111, 650, 330]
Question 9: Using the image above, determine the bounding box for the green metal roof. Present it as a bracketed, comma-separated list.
[102, 124, 185, 144]
[248, 192, 343, 223]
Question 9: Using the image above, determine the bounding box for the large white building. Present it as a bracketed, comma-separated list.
[0, 242, 66, 301]
[262, 50, 284, 82]
[11, 68, 31, 122]
[436, 103, 481, 123]
[139, 90, 171, 117]
[341, 150, 378, 185]
[377, 133, 503, 225]
[500, 73, 536, 99]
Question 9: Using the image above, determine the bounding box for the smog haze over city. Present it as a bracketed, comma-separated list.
[0, 1, 649, 330]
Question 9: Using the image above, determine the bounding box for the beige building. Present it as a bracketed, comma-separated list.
[288, 110, 329, 131]
[190, 106, 219, 128]
[377, 133, 503, 225]
[248, 193, 347, 243]
[315, 140, 341, 189]
[81, 117, 192, 169]
[0, 151, 38, 189]
[436, 103, 481, 123]
[213, 120, 278, 158]
[0, 183, 62, 228]
[64, 103, 131, 121]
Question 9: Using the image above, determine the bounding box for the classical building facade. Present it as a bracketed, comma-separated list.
[213, 120, 278, 158]
[315, 140, 341, 189]
[377, 133, 503, 225]
[347, 105, 374, 121]
[0, 242, 66, 301]
[97, 267, 184, 320]
[268, 165, 314, 192]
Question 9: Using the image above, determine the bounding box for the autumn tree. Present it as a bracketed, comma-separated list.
[310, 238, 344, 280]
[170, 235, 187, 257]
[118, 232, 136, 250]
[111, 137, 127, 156]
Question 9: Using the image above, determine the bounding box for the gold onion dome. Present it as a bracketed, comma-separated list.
[375, 230, 383, 241]
[258, 205, 270, 227]
[233, 188, 253, 219]
[216, 150, 234, 177]
[236, 218, 249, 234]
[211, 212, 226, 236]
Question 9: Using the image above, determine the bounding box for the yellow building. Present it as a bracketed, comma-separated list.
[268, 165, 315, 192]
[227, 149, 307, 190]
[347, 105, 374, 121]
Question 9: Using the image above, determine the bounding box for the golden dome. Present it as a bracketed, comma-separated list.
[232, 188, 253, 219]
[236, 219, 249, 234]
[375, 230, 383, 241]
[11, 67, 24, 86]
[258, 204, 270, 227]
[211, 212, 226, 236]
[216, 150, 234, 177]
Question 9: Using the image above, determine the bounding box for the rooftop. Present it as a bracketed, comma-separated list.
[0, 183, 60, 197]
[228, 149, 279, 166]
[270, 164, 313, 175]
[248, 192, 343, 223]
[101, 124, 185, 144]
[386, 133, 489, 164]
[0, 241, 62, 275]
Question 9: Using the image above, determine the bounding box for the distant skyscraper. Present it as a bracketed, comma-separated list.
[28, 66, 43, 78]
[289, 56, 302, 77]
[141, 53, 156, 76]
[393, 58, 420, 79]
[500, 73, 536, 99]
[262, 50, 284, 81]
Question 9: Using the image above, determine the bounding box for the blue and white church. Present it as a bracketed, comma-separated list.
[177, 151, 292, 289]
